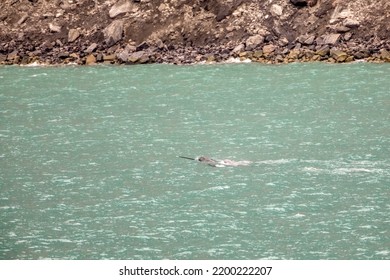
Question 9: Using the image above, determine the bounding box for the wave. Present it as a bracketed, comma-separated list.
[301, 159, 389, 175]
[255, 159, 297, 165]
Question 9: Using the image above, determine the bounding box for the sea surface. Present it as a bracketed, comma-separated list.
[0, 63, 389, 260]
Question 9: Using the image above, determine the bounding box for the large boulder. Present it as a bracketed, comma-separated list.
[85, 54, 96, 65]
[85, 43, 98, 53]
[128, 51, 147, 63]
[245, 35, 264, 51]
[231, 43, 245, 54]
[287, 49, 301, 60]
[7, 50, 19, 63]
[0, 54, 7, 63]
[103, 20, 124, 47]
[330, 49, 348, 62]
[321, 34, 341, 45]
[379, 49, 390, 62]
[316, 45, 330, 56]
[297, 34, 316, 45]
[109, 0, 134, 18]
[116, 49, 129, 62]
[103, 54, 116, 62]
[263, 44, 276, 56]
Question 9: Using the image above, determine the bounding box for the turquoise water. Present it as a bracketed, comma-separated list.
[0, 63, 389, 259]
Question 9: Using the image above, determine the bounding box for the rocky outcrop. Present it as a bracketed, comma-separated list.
[103, 20, 124, 47]
[0, 0, 389, 65]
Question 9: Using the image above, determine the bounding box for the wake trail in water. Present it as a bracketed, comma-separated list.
[208, 158, 390, 177]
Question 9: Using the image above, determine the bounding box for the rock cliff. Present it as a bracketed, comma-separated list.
[1, 0, 389, 64]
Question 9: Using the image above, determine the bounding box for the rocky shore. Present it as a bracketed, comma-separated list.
[1, 0, 390, 65]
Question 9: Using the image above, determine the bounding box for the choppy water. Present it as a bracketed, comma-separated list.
[0, 63, 389, 259]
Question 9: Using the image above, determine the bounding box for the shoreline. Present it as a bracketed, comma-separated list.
[1, 57, 385, 68]
[1, 45, 390, 66]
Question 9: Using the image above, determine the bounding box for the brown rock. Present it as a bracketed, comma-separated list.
[322, 34, 341, 45]
[55, 39, 63, 47]
[103, 20, 124, 47]
[138, 54, 150, 64]
[298, 34, 316, 45]
[7, 50, 19, 62]
[253, 50, 263, 59]
[103, 54, 116, 61]
[49, 23, 61, 33]
[354, 51, 369, 60]
[231, 44, 245, 54]
[86, 43, 98, 53]
[330, 49, 348, 62]
[17, 14, 28, 25]
[263, 44, 276, 55]
[206, 0, 245, 22]
[304, 35, 315, 45]
[344, 18, 360, 28]
[245, 35, 264, 51]
[311, 54, 321, 61]
[116, 50, 129, 62]
[206, 54, 216, 63]
[344, 32, 353, 41]
[68, 29, 80, 43]
[379, 49, 390, 62]
[109, 0, 134, 18]
[270, 4, 283, 17]
[70, 53, 80, 59]
[275, 55, 284, 63]
[0, 54, 7, 63]
[316, 45, 330, 56]
[58, 52, 69, 59]
[303, 49, 315, 59]
[96, 53, 103, 62]
[334, 25, 351, 33]
[278, 37, 289, 47]
[128, 51, 146, 63]
[20, 55, 30, 65]
[345, 56, 354, 63]
[86, 54, 96, 65]
[288, 49, 301, 60]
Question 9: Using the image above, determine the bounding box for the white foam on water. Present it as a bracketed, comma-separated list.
[375, 250, 390, 256]
[256, 159, 297, 165]
[333, 167, 384, 174]
[302, 166, 323, 173]
[24, 61, 46, 67]
[134, 247, 162, 252]
[292, 213, 306, 218]
[264, 204, 286, 212]
[29, 72, 48, 77]
[207, 185, 230, 191]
